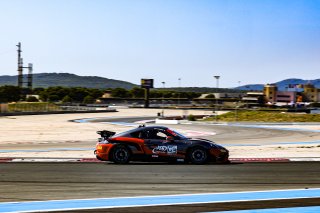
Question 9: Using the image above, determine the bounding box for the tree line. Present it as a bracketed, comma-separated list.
[0, 86, 202, 104]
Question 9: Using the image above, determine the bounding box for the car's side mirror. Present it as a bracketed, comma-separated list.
[166, 136, 174, 142]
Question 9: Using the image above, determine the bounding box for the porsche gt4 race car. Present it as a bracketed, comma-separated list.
[94, 125, 229, 164]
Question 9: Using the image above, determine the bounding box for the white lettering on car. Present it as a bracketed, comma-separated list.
[153, 145, 177, 155]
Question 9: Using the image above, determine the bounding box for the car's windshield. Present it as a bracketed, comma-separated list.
[167, 128, 188, 139]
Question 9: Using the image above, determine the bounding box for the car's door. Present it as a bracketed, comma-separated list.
[143, 129, 165, 155]
[144, 128, 182, 158]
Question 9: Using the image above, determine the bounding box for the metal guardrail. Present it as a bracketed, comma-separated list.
[0, 109, 117, 116]
[0, 103, 117, 116]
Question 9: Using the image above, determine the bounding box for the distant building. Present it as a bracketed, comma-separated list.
[303, 84, 320, 102]
[264, 84, 297, 103]
[275, 91, 297, 103]
[240, 92, 265, 107]
[263, 83, 320, 104]
[263, 84, 277, 103]
[242, 92, 264, 104]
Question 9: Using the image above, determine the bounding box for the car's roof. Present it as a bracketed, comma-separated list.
[137, 125, 168, 130]
[112, 125, 168, 138]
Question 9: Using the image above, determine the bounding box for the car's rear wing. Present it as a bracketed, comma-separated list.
[97, 130, 116, 139]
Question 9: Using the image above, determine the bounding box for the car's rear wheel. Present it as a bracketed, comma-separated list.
[188, 147, 208, 164]
[111, 145, 131, 164]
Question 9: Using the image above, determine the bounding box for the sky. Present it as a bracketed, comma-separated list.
[0, 0, 319, 88]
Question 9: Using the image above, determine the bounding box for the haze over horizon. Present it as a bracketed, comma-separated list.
[0, 0, 319, 88]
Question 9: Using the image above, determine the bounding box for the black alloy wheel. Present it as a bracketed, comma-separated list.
[112, 145, 131, 164]
[189, 147, 208, 164]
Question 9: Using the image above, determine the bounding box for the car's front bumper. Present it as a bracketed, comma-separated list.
[216, 152, 229, 163]
[209, 148, 229, 163]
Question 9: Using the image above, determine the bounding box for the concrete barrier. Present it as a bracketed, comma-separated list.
[155, 119, 180, 124]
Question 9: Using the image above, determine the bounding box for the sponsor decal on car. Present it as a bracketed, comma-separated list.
[152, 145, 177, 155]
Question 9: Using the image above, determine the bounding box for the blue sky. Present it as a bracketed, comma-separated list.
[0, 0, 319, 88]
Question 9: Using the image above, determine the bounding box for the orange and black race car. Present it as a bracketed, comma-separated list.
[94, 125, 229, 164]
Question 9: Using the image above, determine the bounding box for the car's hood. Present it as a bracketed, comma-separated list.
[188, 138, 227, 150]
[190, 138, 215, 143]
[188, 138, 215, 145]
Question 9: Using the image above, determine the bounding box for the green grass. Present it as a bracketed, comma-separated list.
[205, 110, 320, 122]
[8, 102, 61, 112]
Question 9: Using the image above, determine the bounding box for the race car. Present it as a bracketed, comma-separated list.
[94, 125, 229, 164]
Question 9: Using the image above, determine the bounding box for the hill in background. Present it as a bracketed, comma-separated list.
[1, 73, 319, 93]
[0, 73, 137, 89]
[0, 73, 243, 93]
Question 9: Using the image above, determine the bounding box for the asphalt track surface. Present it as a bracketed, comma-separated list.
[1, 162, 320, 212]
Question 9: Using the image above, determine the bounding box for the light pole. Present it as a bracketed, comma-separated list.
[235, 101, 240, 122]
[178, 78, 181, 106]
[162, 81, 165, 117]
[214, 76, 220, 88]
[213, 76, 220, 121]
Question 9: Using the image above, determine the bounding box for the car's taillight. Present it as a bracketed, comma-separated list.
[97, 145, 103, 151]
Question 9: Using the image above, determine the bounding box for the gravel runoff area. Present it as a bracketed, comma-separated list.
[0, 108, 320, 159]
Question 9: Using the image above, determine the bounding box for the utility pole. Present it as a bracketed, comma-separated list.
[16, 42, 23, 88]
[178, 78, 181, 106]
[162, 81, 165, 117]
[16, 43, 33, 93]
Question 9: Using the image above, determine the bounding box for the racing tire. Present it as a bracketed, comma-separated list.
[188, 147, 208, 165]
[111, 145, 131, 164]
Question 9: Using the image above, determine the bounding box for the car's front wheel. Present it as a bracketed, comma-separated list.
[188, 147, 208, 164]
[111, 145, 131, 164]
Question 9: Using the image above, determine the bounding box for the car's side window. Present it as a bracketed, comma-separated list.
[130, 131, 142, 138]
[155, 131, 167, 140]
[140, 129, 166, 140]
[139, 130, 153, 139]
[148, 130, 160, 139]
[142, 130, 151, 139]
[135, 129, 175, 140]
